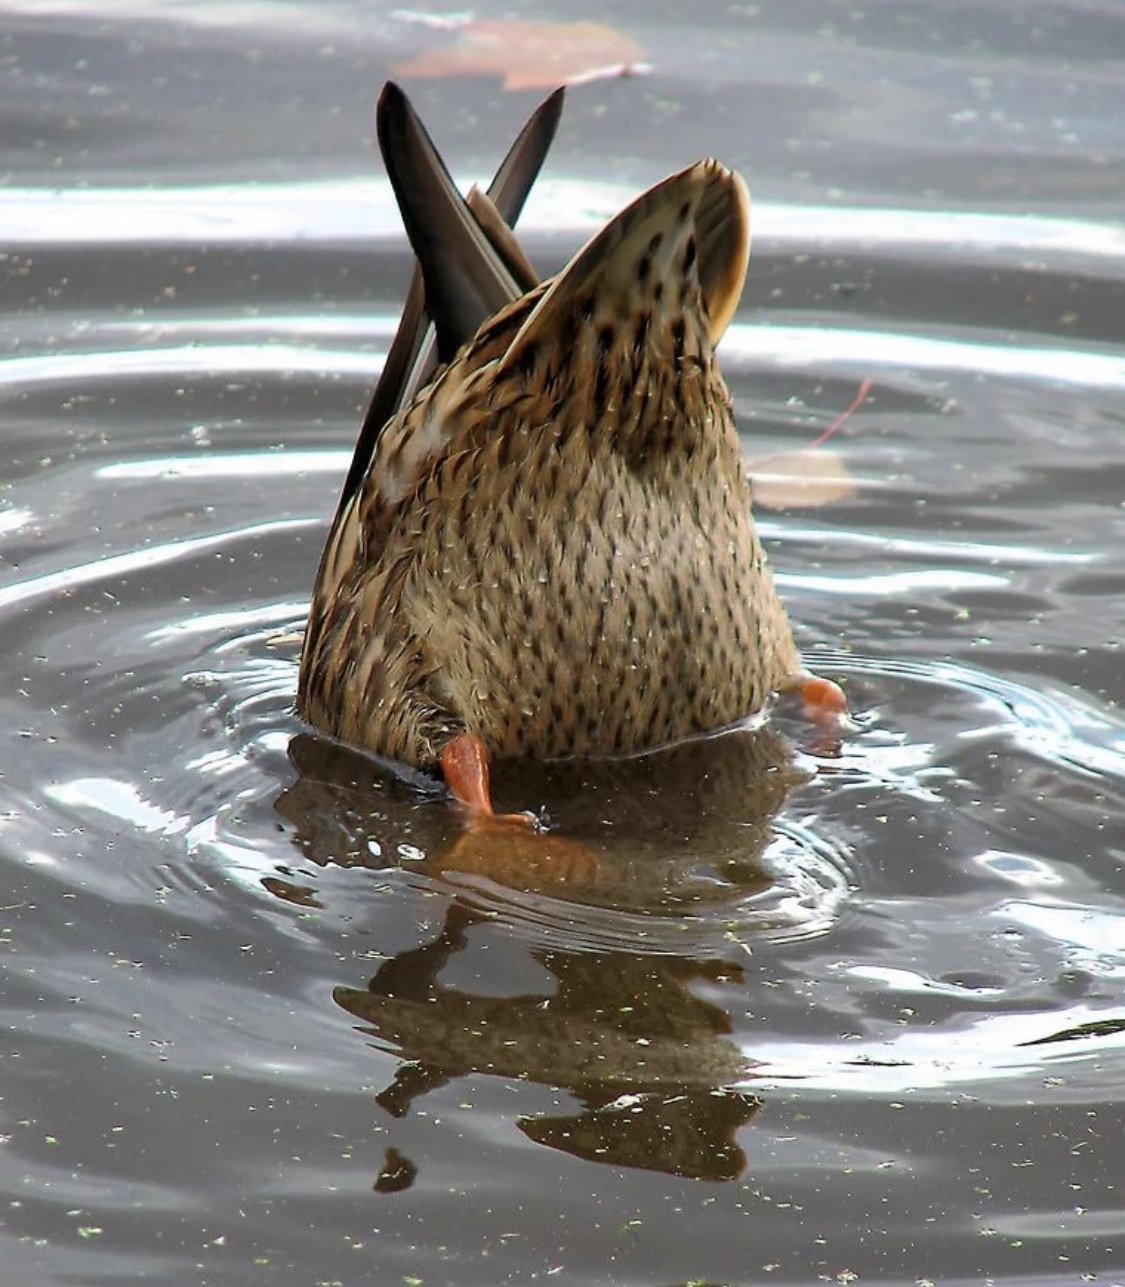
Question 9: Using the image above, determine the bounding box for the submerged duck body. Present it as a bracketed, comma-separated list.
[299, 84, 818, 792]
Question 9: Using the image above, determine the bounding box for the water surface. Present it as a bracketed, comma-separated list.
[2, 2, 1124, 1284]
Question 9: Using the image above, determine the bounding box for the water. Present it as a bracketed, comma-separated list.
[3, 2, 1124, 1284]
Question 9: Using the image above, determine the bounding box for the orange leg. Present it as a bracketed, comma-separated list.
[799, 675, 848, 721]
[440, 732, 495, 815]
[439, 732, 534, 829]
[436, 733, 597, 886]
[781, 671, 849, 728]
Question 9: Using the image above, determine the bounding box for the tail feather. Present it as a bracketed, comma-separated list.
[466, 187, 540, 293]
[500, 158, 750, 380]
[338, 83, 562, 512]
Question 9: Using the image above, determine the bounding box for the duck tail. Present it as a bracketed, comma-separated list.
[338, 83, 563, 512]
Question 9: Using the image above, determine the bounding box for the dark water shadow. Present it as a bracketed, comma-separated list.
[274, 727, 813, 1182]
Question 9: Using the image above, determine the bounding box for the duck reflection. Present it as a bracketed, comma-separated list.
[337, 900, 759, 1181]
[274, 724, 807, 1182]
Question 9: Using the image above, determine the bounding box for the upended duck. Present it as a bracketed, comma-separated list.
[298, 82, 845, 820]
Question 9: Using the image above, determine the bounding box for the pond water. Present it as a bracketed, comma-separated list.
[2, 2, 1124, 1284]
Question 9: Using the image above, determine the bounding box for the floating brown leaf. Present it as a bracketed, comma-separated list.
[394, 20, 648, 91]
[748, 450, 857, 510]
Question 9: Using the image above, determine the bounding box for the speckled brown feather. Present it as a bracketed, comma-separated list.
[298, 99, 799, 769]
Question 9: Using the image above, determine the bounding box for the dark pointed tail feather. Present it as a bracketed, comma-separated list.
[487, 84, 564, 226]
[336, 83, 563, 512]
[378, 82, 521, 360]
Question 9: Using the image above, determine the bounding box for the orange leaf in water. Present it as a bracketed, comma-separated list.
[394, 20, 648, 91]
[748, 450, 857, 510]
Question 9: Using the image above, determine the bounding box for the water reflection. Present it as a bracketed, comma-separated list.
[340, 902, 759, 1182]
[5, 0, 1125, 1277]
[277, 723, 811, 910]
[275, 726, 812, 1181]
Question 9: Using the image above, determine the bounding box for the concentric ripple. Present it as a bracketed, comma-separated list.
[3, 50, 1125, 1284]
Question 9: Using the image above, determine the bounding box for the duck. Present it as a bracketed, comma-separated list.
[298, 82, 845, 821]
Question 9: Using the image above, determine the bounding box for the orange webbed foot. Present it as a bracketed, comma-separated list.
[439, 732, 537, 830]
[799, 675, 848, 724]
[781, 671, 849, 732]
[437, 732, 599, 889]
